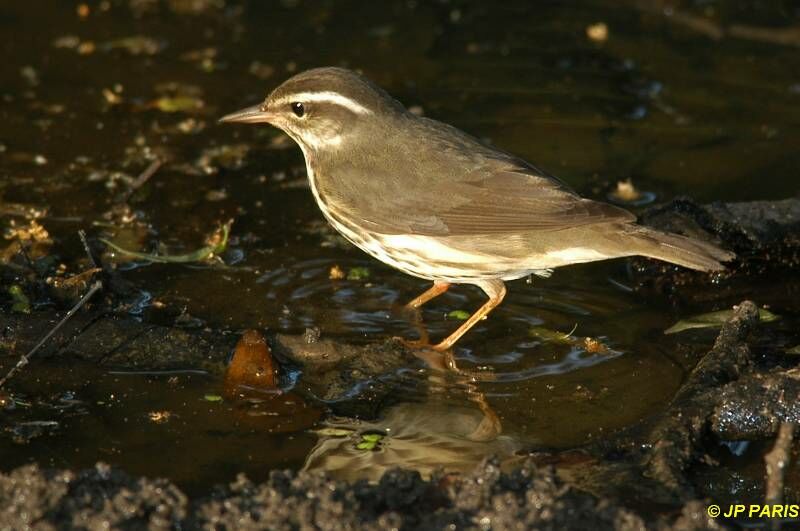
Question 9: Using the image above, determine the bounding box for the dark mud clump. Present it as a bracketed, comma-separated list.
[632, 197, 800, 297]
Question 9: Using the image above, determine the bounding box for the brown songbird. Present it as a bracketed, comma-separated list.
[221, 67, 733, 350]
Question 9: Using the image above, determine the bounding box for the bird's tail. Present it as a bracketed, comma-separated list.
[625, 226, 735, 272]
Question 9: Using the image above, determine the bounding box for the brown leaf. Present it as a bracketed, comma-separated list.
[224, 329, 277, 395]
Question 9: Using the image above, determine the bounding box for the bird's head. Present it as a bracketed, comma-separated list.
[220, 67, 405, 154]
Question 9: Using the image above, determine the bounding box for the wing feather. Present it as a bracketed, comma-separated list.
[321, 115, 636, 237]
[353, 164, 635, 236]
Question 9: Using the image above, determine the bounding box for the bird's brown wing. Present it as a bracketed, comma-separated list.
[351, 163, 636, 237]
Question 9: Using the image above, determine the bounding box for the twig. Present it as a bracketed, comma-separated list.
[765, 422, 795, 531]
[121, 158, 163, 202]
[635, 0, 800, 48]
[78, 229, 98, 268]
[0, 280, 103, 389]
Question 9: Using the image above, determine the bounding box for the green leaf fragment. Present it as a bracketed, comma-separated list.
[99, 220, 232, 264]
[8, 285, 31, 314]
[664, 308, 780, 335]
[447, 310, 470, 320]
[204, 394, 223, 402]
[528, 326, 575, 344]
[355, 432, 384, 450]
[346, 267, 370, 280]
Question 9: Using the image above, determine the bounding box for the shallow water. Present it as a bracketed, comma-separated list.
[1, 0, 798, 493]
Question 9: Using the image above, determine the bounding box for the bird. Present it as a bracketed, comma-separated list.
[220, 67, 734, 351]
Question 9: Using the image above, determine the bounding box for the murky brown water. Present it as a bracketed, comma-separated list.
[1, 0, 798, 493]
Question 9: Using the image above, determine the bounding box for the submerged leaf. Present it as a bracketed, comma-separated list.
[99, 220, 232, 264]
[346, 267, 370, 280]
[786, 346, 800, 355]
[664, 307, 779, 334]
[204, 394, 223, 402]
[529, 326, 575, 344]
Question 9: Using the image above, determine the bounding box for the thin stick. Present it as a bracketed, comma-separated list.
[765, 422, 795, 531]
[0, 280, 103, 389]
[78, 229, 98, 268]
[121, 158, 163, 202]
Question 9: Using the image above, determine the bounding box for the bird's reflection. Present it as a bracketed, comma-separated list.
[303, 346, 517, 482]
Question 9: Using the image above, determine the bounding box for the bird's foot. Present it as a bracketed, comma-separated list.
[392, 335, 452, 352]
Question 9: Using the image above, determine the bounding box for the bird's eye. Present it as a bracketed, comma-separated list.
[290, 102, 305, 117]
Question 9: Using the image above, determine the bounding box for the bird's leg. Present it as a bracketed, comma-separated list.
[405, 313, 431, 347]
[431, 279, 506, 352]
[394, 281, 449, 349]
[404, 280, 450, 309]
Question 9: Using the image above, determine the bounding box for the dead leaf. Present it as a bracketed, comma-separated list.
[665, 307, 779, 334]
[224, 329, 277, 396]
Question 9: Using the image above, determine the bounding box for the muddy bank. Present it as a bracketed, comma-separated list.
[632, 197, 800, 299]
[0, 458, 691, 531]
[0, 302, 773, 530]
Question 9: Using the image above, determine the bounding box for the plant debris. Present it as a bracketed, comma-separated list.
[664, 306, 779, 334]
[0, 280, 102, 389]
[224, 329, 277, 396]
[529, 325, 612, 355]
[99, 220, 232, 264]
[148, 411, 172, 423]
[102, 35, 164, 56]
[4, 219, 50, 243]
[356, 432, 384, 451]
[346, 267, 370, 281]
[7, 285, 31, 314]
[195, 144, 250, 173]
[150, 95, 204, 113]
[447, 310, 470, 320]
[528, 325, 577, 344]
[328, 265, 346, 280]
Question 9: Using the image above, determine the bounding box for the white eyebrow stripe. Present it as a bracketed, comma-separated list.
[272, 91, 373, 115]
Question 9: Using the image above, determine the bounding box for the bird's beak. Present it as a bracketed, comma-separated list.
[218, 104, 274, 125]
